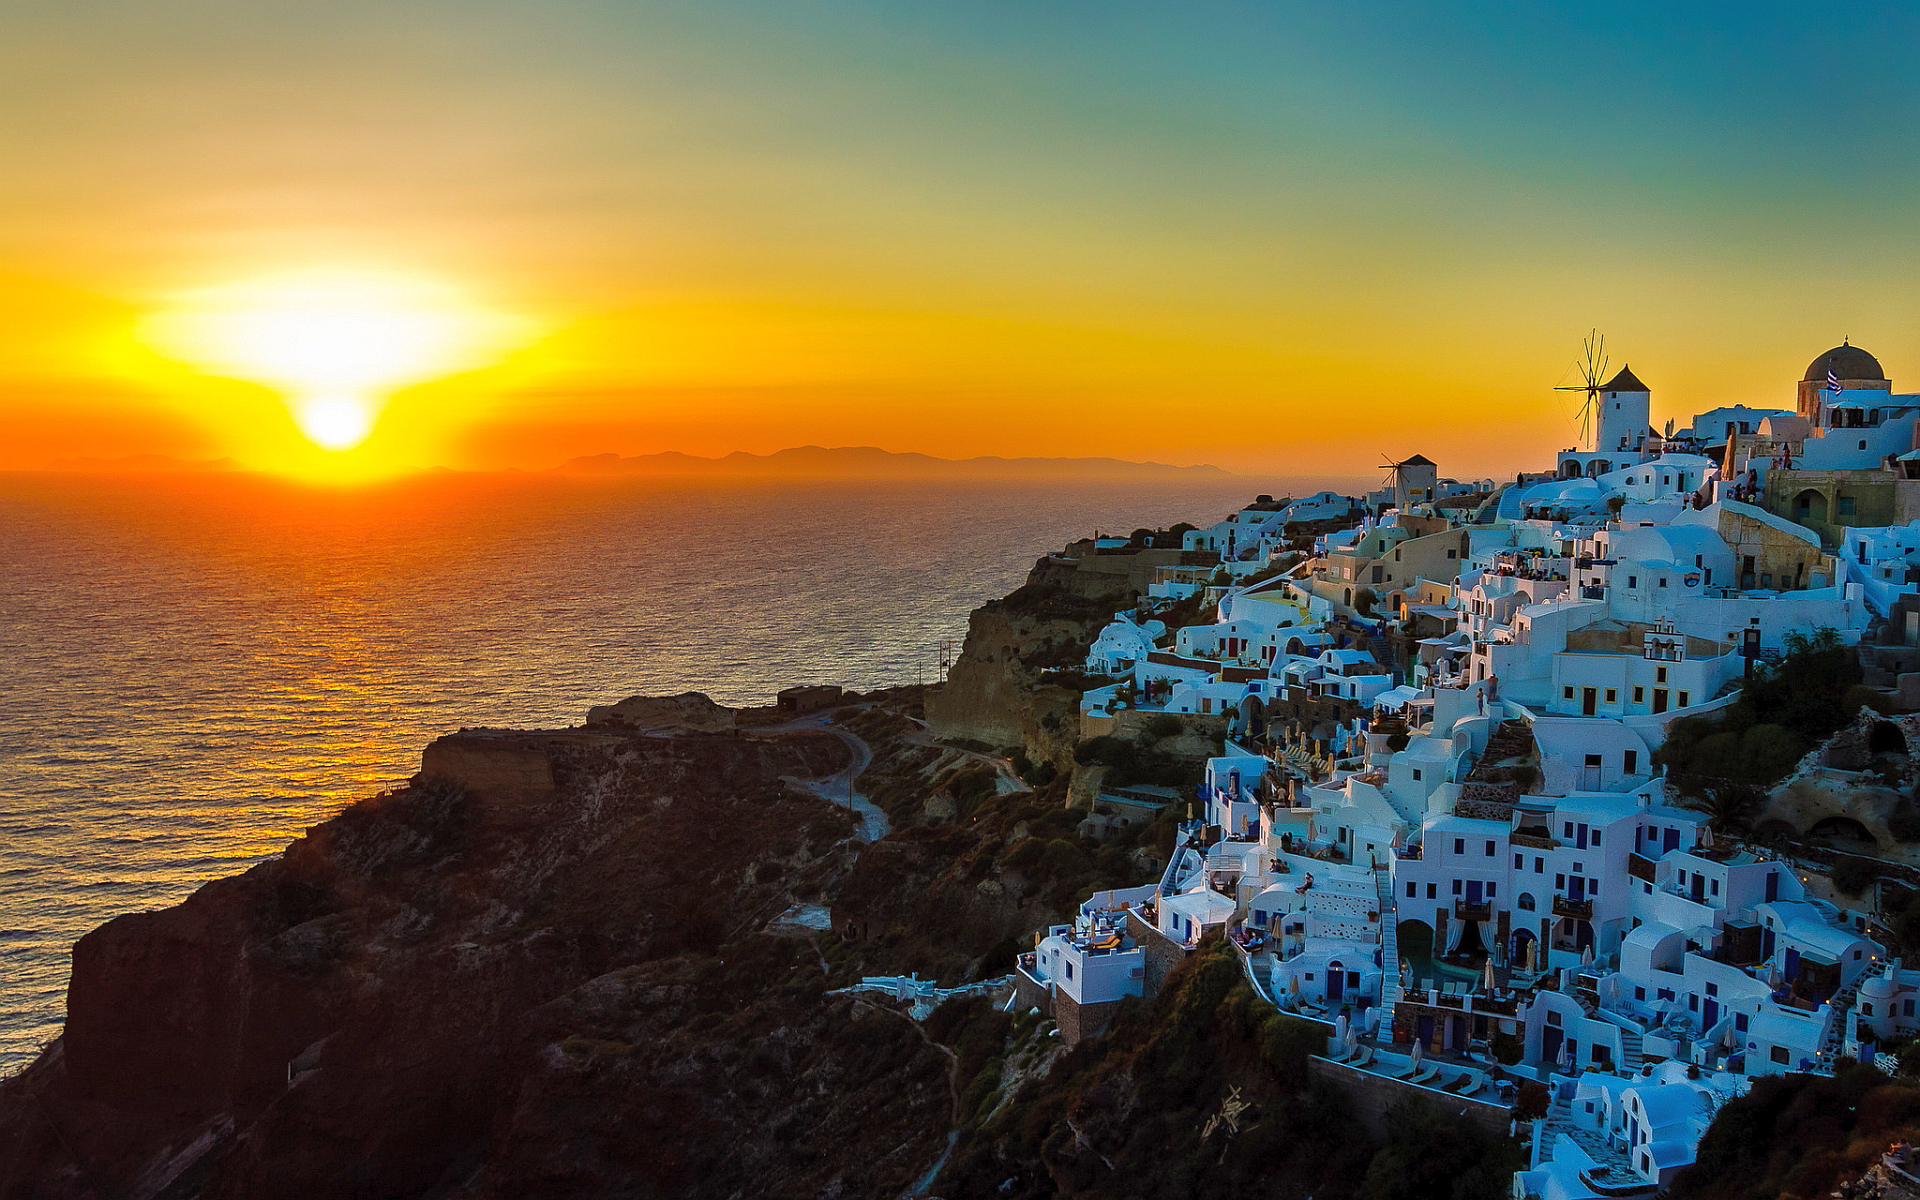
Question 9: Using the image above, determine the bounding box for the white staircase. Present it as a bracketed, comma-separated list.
[1376, 868, 1401, 1005]
[1618, 1029, 1645, 1073]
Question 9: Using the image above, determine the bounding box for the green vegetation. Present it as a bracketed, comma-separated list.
[1008, 749, 1059, 788]
[1658, 629, 1862, 800]
[1881, 885, 1920, 962]
[1829, 855, 1880, 898]
[1145, 713, 1185, 741]
[1152, 589, 1215, 637]
[1669, 1064, 1920, 1200]
[1361, 1099, 1523, 1200]
[943, 942, 1371, 1198]
[942, 942, 1518, 1199]
[1891, 799, 1920, 843]
[1074, 735, 1194, 789]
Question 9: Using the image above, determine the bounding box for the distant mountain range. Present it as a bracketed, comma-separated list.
[550, 445, 1236, 480]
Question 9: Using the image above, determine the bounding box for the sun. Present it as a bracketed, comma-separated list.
[139, 270, 528, 453]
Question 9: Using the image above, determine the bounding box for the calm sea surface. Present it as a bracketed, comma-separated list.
[0, 469, 1285, 1073]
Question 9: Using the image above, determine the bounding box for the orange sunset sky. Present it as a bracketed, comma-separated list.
[4, 3, 1920, 479]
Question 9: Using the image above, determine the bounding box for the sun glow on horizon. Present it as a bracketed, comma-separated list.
[138, 270, 532, 458]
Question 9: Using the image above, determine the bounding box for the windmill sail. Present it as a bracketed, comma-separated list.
[1554, 330, 1609, 452]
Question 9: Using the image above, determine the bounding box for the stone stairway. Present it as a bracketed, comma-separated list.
[1819, 962, 1886, 1061]
[1376, 868, 1401, 1005]
[1617, 1029, 1646, 1073]
[1543, 1088, 1636, 1181]
[1476, 718, 1536, 769]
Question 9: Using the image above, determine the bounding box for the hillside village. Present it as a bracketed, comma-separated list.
[993, 343, 1920, 1200]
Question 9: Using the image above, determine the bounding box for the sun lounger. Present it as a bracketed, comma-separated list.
[1410, 1065, 1441, 1086]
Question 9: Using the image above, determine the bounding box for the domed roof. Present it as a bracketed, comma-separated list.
[1804, 342, 1886, 383]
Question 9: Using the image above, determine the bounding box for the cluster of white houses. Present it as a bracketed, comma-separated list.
[1013, 344, 1920, 1199]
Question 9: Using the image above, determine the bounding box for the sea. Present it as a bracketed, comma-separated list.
[0, 468, 1327, 1074]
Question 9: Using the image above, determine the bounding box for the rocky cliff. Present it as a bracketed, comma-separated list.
[926, 543, 1196, 779]
[0, 679, 1196, 1200]
[0, 724, 991, 1199]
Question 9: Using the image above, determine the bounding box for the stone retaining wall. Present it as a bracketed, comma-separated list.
[1307, 1056, 1513, 1140]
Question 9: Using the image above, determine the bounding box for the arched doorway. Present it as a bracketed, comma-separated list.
[1510, 927, 1537, 971]
[1795, 489, 1829, 526]
[1396, 919, 1435, 985]
[1327, 959, 1345, 1001]
[1871, 721, 1909, 756]
[1809, 816, 1876, 845]
[1238, 693, 1263, 739]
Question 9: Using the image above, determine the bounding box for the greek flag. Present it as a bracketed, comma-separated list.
[1828, 363, 1842, 393]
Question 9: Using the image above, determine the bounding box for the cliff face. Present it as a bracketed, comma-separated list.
[926, 548, 1160, 774]
[0, 726, 978, 1200]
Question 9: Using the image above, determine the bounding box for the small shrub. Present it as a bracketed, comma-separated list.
[1514, 1080, 1549, 1120]
[1890, 800, 1920, 843]
[1830, 856, 1879, 897]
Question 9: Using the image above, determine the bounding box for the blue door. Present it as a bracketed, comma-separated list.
[1467, 880, 1483, 904]
[1570, 876, 1585, 901]
[1327, 967, 1344, 1000]
[1418, 1015, 1435, 1046]
[1542, 1027, 1563, 1066]
[1664, 828, 1680, 852]
[1704, 999, 1719, 1030]
[1785, 948, 1800, 980]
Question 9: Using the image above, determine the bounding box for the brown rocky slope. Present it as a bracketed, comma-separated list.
[0, 725, 988, 1199]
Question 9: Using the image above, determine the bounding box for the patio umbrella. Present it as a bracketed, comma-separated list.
[1334, 1013, 1349, 1044]
[1482, 958, 1497, 993]
[1582, 943, 1595, 968]
[1560, 1039, 1575, 1072]
[1410, 1039, 1424, 1070]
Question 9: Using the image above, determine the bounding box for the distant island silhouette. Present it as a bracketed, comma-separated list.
[21, 446, 1241, 481]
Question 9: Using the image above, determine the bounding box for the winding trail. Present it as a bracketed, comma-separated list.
[902, 715, 1030, 795]
[762, 712, 890, 842]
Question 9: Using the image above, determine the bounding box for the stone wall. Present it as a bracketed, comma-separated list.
[1055, 991, 1125, 1045]
[1013, 967, 1052, 1017]
[1307, 1057, 1513, 1140]
[1126, 909, 1193, 997]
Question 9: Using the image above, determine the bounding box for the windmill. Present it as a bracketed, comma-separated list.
[1555, 330, 1610, 452]
[1379, 453, 1403, 497]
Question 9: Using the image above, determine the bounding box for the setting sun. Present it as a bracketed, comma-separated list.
[138, 270, 530, 453]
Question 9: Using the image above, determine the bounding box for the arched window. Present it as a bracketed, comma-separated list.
[1517, 893, 1536, 912]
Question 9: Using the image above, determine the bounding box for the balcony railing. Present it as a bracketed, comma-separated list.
[1552, 896, 1593, 920]
[1454, 900, 1493, 922]
[1511, 830, 1558, 851]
